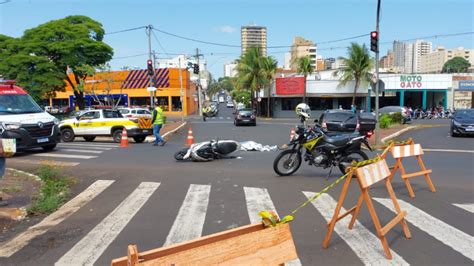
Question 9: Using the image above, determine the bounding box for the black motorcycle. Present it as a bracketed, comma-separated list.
[273, 120, 372, 176]
[174, 140, 240, 162]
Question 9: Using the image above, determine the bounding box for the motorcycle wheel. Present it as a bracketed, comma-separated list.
[273, 149, 302, 176]
[338, 150, 369, 175]
[174, 148, 188, 161]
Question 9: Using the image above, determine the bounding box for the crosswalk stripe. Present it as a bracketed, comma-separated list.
[304, 192, 409, 265]
[374, 198, 474, 260]
[0, 180, 114, 257]
[58, 143, 117, 148]
[164, 184, 211, 246]
[58, 145, 112, 150]
[453, 203, 474, 214]
[226, 117, 230, 120]
[33, 153, 97, 159]
[243, 187, 302, 266]
[57, 149, 103, 154]
[8, 159, 80, 167]
[55, 182, 160, 266]
[219, 117, 223, 119]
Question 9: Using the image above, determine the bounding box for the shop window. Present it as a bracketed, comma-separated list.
[130, 97, 149, 107]
[281, 98, 301, 111]
[308, 98, 333, 110]
[156, 97, 169, 111]
[171, 96, 182, 111]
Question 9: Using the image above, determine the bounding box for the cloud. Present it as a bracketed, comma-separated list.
[217, 25, 236, 34]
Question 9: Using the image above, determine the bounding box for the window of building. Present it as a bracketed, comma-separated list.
[171, 96, 182, 111]
[156, 97, 169, 111]
[308, 98, 333, 110]
[281, 98, 301, 111]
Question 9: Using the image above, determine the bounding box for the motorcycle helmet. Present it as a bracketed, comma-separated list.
[295, 103, 311, 118]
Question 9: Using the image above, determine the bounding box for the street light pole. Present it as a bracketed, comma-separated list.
[374, 0, 382, 147]
[195, 48, 203, 117]
[146, 25, 154, 109]
[178, 56, 184, 122]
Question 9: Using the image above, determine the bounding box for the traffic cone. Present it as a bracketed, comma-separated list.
[120, 128, 129, 148]
[290, 127, 295, 140]
[186, 128, 194, 146]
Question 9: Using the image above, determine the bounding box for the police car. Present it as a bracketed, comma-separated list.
[59, 109, 152, 143]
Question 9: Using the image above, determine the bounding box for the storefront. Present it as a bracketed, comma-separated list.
[379, 74, 452, 110]
[453, 78, 474, 109]
[52, 68, 198, 116]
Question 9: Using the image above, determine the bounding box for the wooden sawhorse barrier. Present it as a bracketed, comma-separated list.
[323, 158, 412, 260]
[382, 139, 436, 198]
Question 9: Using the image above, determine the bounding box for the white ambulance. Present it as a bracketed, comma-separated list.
[0, 80, 60, 151]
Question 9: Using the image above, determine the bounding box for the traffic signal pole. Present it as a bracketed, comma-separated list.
[146, 25, 154, 109]
[374, 0, 381, 147]
[195, 48, 203, 117]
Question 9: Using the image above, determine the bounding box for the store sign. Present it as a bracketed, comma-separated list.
[275, 77, 305, 95]
[458, 80, 474, 91]
[400, 75, 422, 88]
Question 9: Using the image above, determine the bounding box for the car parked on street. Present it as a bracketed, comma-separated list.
[234, 108, 256, 126]
[318, 110, 359, 133]
[450, 108, 474, 137]
[118, 107, 152, 119]
[378, 106, 411, 124]
[226, 101, 234, 108]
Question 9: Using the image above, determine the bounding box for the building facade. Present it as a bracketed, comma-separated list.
[241, 25, 267, 56]
[156, 55, 207, 72]
[290, 37, 317, 70]
[393, 41, 406, 71]
[224, 62, 238, 78]
[413, 40, 432, 73]
[52, 68, 199, 116]
[420, 47, 474, 73]
[380, 50, 394, 69]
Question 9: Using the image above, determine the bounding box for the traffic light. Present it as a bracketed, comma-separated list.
[370, 31, 378, 53]
[193, 63, 199, 74]
[147, 59, 154, 75]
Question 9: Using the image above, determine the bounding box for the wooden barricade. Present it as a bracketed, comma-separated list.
[383, 140, 436, 198]
[323, 158, 412, 260]
[111, 223, 298, 266]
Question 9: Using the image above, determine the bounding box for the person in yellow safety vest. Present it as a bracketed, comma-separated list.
[202, 105, 212, 121]
[151, 105, 166, 146]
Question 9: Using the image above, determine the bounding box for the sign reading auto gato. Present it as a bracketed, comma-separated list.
[275, 77, 305, 95]
[400, 75, 422, 88]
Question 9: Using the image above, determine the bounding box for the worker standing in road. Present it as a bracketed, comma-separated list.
[151, 105, 166, 146]
[202, 105, 211, 122]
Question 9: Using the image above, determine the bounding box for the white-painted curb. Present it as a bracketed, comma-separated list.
[146, 121, 188, 143]
[381, 126, 417, 144]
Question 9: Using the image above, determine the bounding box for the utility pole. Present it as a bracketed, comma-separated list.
[146, 25, 154, 109]
[195, 48, 203, 116]
[178, 56, 184, 122]
[374, 0, 382, 147]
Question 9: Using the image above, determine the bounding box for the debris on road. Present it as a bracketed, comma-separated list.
[240, 141, 277, 152]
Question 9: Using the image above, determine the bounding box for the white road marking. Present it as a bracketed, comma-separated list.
[55, 182, 160, 266]
[453, 203, 474, 214]
[164, 184, 211, 246]
[304, 192, 409, 265]
[58, 143, 117, 148]
[244, 187, 302, 266]
[374, 198, 474, 260]
[32, 153, 97, 159]
[8, 159, 80, 167]
[0, 180, 114, 257]
[57, 145, 112, 150]
[423, 149, 474, 154]
[226, 117, 231, 120]
[219, 117, 223, 120]
[57, 149, 103, 154]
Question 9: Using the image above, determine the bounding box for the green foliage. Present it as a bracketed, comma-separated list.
[335, 43, 373, 105]
[208, 76, 236, 97]
[389, 112, 403, 124]
[379, 114, 393, 129]
[236, 47, 266, 94]
[231, 89, 251, 107]
[442, 57, 471, 73]
[296, 56, 314, 76]
[28, 164, 75, 215]
[0, 16, 113, 107]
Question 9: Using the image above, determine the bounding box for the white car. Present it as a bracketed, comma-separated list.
[118, 107, 152, 118]
[226, 101, 234, 108]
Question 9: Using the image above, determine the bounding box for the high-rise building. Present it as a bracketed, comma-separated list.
[380, 50, 394, 69]
[290, 37, 317, 70]
[413, 40, 432, 73]
[224, 62, 238, 77]
[404, 43, 414, 73]
[420, 46, 474, 73]
[316, 55, 325, 71]
[241, 25, 267, 56]
[393, 41, 406, 71]
[324, 58, 336, 70]
[284, 52, 291, 70]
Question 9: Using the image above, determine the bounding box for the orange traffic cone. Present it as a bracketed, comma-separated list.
[290, 127, 295, 140]
[186, 128, 194, 146]
[120, 128, 129, 148]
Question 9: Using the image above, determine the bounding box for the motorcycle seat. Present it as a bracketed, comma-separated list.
[214, 141, 238, 155]
[323, 132, 360, 146]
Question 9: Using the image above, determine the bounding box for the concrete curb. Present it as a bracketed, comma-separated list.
[381, 126, 417, 144]
[145, 121, 188, 143]
[6, 168, 41, 182]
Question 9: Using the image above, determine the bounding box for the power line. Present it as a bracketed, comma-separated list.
[153, 28, 241, 48]
[111, 53, 148, 60]
[105, 26, 147, 35]
[151, 30, 171, 57]
[380, 31, 474, 45]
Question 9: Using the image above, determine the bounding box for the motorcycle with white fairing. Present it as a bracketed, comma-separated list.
[174, 140, 240, 162]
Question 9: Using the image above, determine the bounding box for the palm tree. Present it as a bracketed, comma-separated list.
[261, 56, 278, 117]
[236, 47, 266, 111]
[335, 43, 373, 106]
[296, 56, 314, 103]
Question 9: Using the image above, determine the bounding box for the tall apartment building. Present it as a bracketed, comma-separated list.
[324, 58, 336, 70]
[404, 40, 432, 73]
[283, 52, 291, 70]
[393, 41, 406, 71]
[290, 37, 317, 70]
[380, 50, 394, 69]
[420, 46, 474, 73]
[224, 62, 238, 77]
[241, 25, 267, 56]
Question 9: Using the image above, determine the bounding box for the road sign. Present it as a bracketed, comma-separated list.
[257, 97, 262, 102]
[147, 87, 156, 92]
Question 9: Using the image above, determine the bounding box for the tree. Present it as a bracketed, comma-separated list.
[296, 56, 314, 103]
[261, 56, 277, 117]
[442, 57, 471, 73]
[0, 16, 113, 109]
[335, 43, 373, 106]
[236, 47, 266, 110]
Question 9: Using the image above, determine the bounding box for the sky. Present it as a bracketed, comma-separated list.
[1, 0, 473, 78]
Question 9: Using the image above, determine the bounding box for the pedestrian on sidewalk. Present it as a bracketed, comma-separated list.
[151, 105, 166, 146]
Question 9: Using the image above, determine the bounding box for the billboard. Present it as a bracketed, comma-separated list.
[275, 77, 305, 95]
[458, 80, 474, 91]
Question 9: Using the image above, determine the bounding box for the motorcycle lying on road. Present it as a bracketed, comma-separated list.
[273, 118, 373, 176]
[174, 140, 240, 162]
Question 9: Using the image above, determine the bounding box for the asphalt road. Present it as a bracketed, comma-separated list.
[1, 105, 473, 265]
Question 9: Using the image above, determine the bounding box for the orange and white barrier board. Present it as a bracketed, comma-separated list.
[323, 158, 411, 260]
